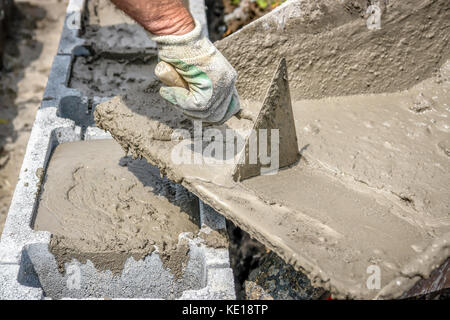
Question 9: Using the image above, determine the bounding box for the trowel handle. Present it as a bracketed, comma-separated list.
[155, 61, 189, 90]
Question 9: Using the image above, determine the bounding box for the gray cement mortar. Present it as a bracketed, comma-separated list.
[0, 0, 235, 300]
[92, 0, 449, 299]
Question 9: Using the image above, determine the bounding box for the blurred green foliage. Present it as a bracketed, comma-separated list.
[228, 0, 286, 10]
[256, 0, 268, 9]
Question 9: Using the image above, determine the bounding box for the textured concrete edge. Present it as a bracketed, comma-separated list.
[0, 106, 79, 299]
[377, 232, 450, 299]
[0, 107, 79, 263]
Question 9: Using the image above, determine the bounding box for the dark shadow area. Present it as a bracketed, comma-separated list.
[0, 2, 44, 170]
[405, 288, 450, 300]
[58, 95, 90, 127]
[18, 248, 42, 289]
[0, 0, 14, 69]
[226, 215, 329, 300]
[226, 218, 267, 299]
[205, 0, 226, 42]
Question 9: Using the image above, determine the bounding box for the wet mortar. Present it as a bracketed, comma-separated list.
[70, 54, 159, 98]
[33, 139, 200, 278]
[82, 0, 157, 55]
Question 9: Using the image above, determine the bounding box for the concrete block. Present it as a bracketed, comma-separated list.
[0, 264, 44, 300]
[57, 0, 86, 55]
[24, 234, 206, 299]
[0, 0, 235, 300]
[180, 268, 235, 300]
[41, 55, 90, 128]
[0, 116, 234, 299]
[0, 108, 78, 260]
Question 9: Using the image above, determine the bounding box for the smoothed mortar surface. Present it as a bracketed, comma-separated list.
[34, 139, 200, 277]
[291, 62, 450, 225]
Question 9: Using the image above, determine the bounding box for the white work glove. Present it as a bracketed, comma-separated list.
[149, 19, 240, 124]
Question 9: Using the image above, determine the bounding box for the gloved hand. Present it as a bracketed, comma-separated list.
[149, 19, 240, 124]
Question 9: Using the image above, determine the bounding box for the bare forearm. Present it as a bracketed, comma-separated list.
[110, 0, 194, 35]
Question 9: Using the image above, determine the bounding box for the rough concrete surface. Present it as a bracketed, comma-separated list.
[83, 0, 157, 55]
[94, 0, 450, 299]
[70, 55, 159, 98]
